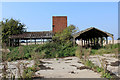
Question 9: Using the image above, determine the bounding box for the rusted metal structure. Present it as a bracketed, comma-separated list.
[9, 31, 54, 47]
[73, 27, 114, 47]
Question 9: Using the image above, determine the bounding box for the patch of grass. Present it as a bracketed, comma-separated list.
[22, 65, 36, 78]
[96, 66, 103, 73]
[81, 59, 112, 79]
[7, 42, 77, 61]
[89, 44, 119, 55]
[101, 72, 112, 78]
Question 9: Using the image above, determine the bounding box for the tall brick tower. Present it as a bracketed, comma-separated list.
[52, 16, 67, 33]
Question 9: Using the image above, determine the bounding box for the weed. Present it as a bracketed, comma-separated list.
[75, 46, 83, 59]
[96, 66, 103, 73]
[56, 58, 59, 61]
[102, 72, 112, 78]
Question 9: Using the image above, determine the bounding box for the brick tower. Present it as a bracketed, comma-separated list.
[52, 16, 67, 33]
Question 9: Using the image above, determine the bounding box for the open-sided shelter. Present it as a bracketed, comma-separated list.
[73, 27, 114, 47]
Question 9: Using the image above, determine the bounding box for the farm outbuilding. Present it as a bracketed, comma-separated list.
[8, 16, 114, 48]
[73, 27, 114, 48]
[8, 16, 67, 47]
[9, 31, 54, 47]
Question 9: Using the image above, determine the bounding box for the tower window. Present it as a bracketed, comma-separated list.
[53, 25, 55, 27]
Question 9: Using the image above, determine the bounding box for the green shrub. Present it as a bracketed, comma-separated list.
[7, 41, 76, 61]
[96, 66, 103, 73]
[75, 46, 82, 58]
[85, 60, 94, 68]
[90, 49, 98, 55]
[104, 44, 119, 49]
[23, 66, 36, 78]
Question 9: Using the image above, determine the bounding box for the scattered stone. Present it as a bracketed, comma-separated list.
[65, 62, 70, 63]
[77, 66, 91, 70]
[77, 61, 82, 63]
[70, 65, 77, 67]
[69, 71, 75, 74]
[40, 61, 52, 64]
[110, 61, 120, 66]
[39, 64, 53, 70]
[65, 59, 72, 61]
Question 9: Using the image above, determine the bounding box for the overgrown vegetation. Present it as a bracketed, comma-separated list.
[7, 42, 77, 61]
[6, 25, 78, 61]
[81, 59, 112, 79]
[75, 44, 119, 79]
[6, 43, 119, 62]
[0, 18, 26, 46]
[22, 65, 37, 78]
[85, 43, 119, 56]
[2, 19, 119, 79]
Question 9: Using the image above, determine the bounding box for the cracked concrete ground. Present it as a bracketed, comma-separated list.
[35, 57, 101, 78]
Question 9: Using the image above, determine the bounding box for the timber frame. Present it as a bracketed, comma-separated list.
[8, 27, 114, 47]
[9, 31, 54, 47]
[73, 27, 114, 47]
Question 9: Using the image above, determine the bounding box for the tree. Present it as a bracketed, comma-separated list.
[0, 18, 26, 46]
[52, 25, 78, 44]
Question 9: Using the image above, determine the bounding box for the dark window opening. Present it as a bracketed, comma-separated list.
[53, 25, 55, 27]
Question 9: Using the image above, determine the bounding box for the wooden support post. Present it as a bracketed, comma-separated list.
[13, 39, 14, 46]
[83, 40, 85, 46]
[88, 38, 89, 46]
[13, 39, 15, 46]
[11, 39, 13, 47]
[26, 39, 28, 45]
[9, 39, 11, 47]
[35, 39, 36, 44]
[73, 37, 75, 46]
[112, 36, 114, 44]
[41, 38, 42, 44]
[101, 37, 103, 46]
[17, 39, 19, 46]
[15, 39, 16, 46]
[86, 39, 88, 47]
[106, 37, 108, 44]
[91, 38, 92, 46]
[96, 37, 99, 44]
[81, 39, 83, 47]
[43, 39, 44, 43]
[86, 39, 87, 45]
[94, 37, 95, 46]
[18, 39, 20, 46]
